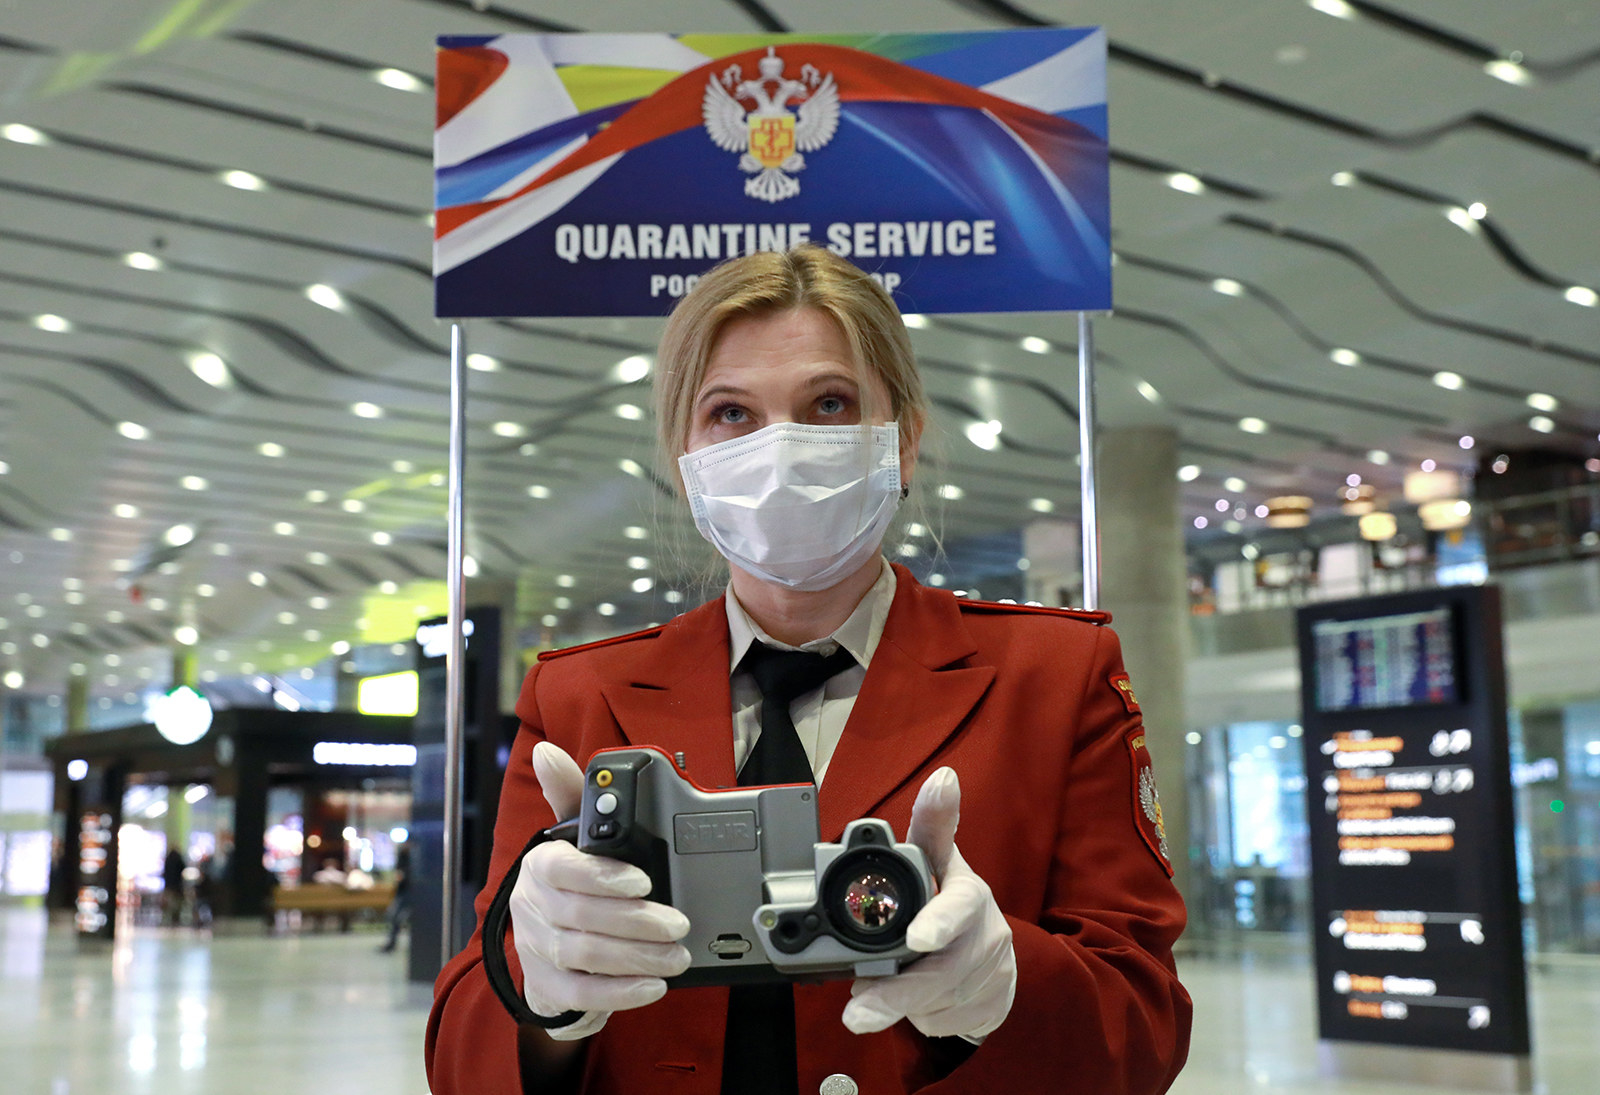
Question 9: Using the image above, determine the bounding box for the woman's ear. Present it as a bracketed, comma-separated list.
[900, 415, 924, 488]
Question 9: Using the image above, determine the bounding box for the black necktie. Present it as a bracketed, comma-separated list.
[723, 642, 855, 1095]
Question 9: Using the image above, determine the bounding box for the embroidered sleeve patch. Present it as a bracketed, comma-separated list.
[1126, 728, 1173, 877]
[1110, 672, 1140, 714]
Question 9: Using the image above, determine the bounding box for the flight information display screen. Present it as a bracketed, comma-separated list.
[1311, 607, 1458, 712]
[1297, 587, 1529, 1058]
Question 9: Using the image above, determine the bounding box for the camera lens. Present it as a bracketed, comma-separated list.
[841, 871, 901, 932]
[820, 848, 924, 950]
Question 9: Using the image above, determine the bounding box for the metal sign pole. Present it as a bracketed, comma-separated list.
[442, 321, 468, 965]
[1077, 312, 1100, 611]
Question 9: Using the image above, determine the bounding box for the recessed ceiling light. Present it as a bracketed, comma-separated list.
[901, 314, 929, 329]
[306, 552, 328, 565]
[220, 168, 266, 190]
[1565, 286, 1598, 307]
[1368, 450, 1391, 465]
[614, 404, 643, 421]
[1526, 392, 1558, 412]
[624, 526, 647, 540]
[309, 596, 329, 610]
[164, 524, 195, 546]
[597, 603, 617, 617]
[1459, 435, 1475, 449]
[1214, 499, 1230, 512]
[1166, 172, 1205, 195]
[173, 625, 199, 646]
[1177, 464, 1201, 482]
[556, 574, 576, 588]
[631, 577, 654, 593]
[371, 531, 392, 545]
[1445, 206, 1479, 233]
[392, 460, 414, 473]
[277, 611, 296, 625]
[1329, 347, 1361, 366]
[1028, 498, 1054, 513]
[1529, 415, 1555, 434]
[492, 421, 525, 437]
[627, 556, 649, 570]
[1309, 0, 1356, 18]
[113, 503, 139, 519]
[527, 484, 551, 499]
[306, 283, 345, 310]
[466, 352, 500, 372]
[33, 313, 71, 333]
[1467, 202, 1488, 220]
[188, 351, 232, 387]
[1432, 371, 1464, 390]
[1136, 380, 1160, 403]
[373, 67, 425, 92]
[937, 484, 964, 500]
[181, 475, 208, 491]
[1019, 336, 1050, 354]
[1238, 417, 1267, 434]
[258, 442, 285, 458]
[197, 584, 216, 597]
[963, 420, 1002, 451]
[1331, 171, 1357, 187]
[249, 571, 268, 586]
[351, 402, 383, 418]
[379, 581, 398, 594]
[1483, 59, 1532, 86]
[1193, 516, 1209, 529]
[306, 489, 328, 503]
[341, 498, 365, 513]
[118, 421, 150, 440]
[618, 458, 644, 477]
[273, 521, 295, 535]
[1210, 278, 1244, 296]
[124, 251, 164, 271]
[1224, 476, 1247, 492]
[554, 596, 572, 610]
[611, 354, 651, 382]
[2, 122, 48, 145]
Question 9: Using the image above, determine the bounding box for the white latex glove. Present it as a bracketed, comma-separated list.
[508, 741, 692, 1040]
[841, 767, 1017, 1043]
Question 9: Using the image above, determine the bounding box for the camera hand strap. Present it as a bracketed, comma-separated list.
[479, 818, 586, 1029]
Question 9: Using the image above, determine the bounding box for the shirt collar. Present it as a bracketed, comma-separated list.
[726, 558, 896, 673]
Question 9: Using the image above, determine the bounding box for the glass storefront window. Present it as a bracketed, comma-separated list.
[1189, 720, 1310, 936]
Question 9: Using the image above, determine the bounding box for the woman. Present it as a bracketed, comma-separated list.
[427, 247, 1191, 1094]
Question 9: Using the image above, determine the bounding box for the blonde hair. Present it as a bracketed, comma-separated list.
[653, 246, 927, 490]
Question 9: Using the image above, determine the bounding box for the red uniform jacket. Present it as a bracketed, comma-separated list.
[428, 565, 1191, 1094]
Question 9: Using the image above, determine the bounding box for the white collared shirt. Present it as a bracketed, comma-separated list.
[725, 559, 896, 785]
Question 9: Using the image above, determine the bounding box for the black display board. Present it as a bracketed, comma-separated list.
[409, 606, 513, 985]
[1297, 586, 1529, 1057]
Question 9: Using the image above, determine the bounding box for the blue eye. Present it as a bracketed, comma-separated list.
[818, 395, 847, 415]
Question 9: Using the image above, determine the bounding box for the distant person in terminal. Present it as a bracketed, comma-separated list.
[427, 246, 1191, 1094]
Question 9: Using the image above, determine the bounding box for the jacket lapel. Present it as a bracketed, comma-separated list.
[597, 597, 742, 789]
[819, 566, 994, 839]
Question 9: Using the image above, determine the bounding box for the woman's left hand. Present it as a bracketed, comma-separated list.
[841, 767, 1017, 1043]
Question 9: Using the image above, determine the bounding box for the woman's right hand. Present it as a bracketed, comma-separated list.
[509, 741, 693, 1039]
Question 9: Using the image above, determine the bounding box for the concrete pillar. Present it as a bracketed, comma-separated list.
[1096, 427, 1193, 906]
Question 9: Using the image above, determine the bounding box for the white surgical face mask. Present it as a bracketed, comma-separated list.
[679, 422, 901, 592]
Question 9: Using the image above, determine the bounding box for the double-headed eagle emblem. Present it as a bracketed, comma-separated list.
[1139, 768, 1171, 863]
[702, 47, 840, 203]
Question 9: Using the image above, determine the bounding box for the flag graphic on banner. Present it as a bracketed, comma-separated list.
[434, 29, 1110, 318]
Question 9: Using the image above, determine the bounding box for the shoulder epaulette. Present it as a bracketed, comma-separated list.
[537, 624, 666, 661]
[956, 598, 1111, 625]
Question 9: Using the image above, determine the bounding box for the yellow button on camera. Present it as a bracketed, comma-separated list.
[595, 769, 613, 788]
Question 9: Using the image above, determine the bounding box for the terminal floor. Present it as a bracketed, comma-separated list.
[1, 907, 1594, 1094]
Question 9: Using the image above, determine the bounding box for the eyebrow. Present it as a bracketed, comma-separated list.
[693, 372, 860, 407]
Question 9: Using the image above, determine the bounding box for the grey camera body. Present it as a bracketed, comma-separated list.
[573, 745, 934, 986]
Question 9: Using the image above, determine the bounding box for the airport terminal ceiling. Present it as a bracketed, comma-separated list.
[0, 0, 1596, 698]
